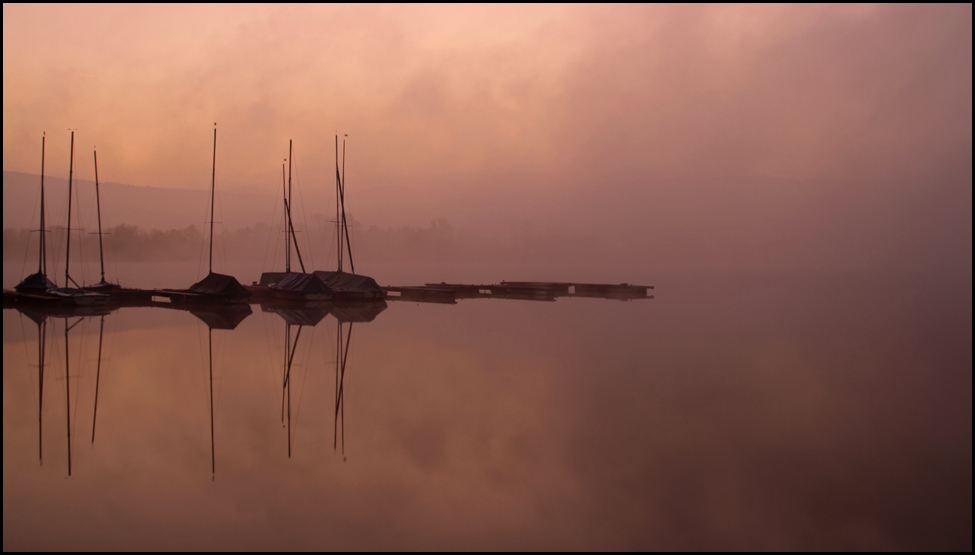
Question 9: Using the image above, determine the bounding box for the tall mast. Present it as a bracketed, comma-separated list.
[338, 136, 354, 274]
[282, 161, 289, 272]
[209, 124, 217, 275]
[39, 133, 47, 276]
[287, 140, 293, 272]
[335, 135, 342, 272]
[65, 131, 75, 287]
[93, 149, 105, 283]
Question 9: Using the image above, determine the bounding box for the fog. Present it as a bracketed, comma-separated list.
[3, 4, 971, 285]
[3, 7, 972, 549]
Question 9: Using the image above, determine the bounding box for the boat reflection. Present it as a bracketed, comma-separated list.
[193, 303, 252, 479]
[16, 304, 115, 477]
[9, 285, 645, 478]
[261, 300, 386, 461]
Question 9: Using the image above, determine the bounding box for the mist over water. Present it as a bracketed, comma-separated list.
[3, 3, 972, 551]
[3, 265, 970, 550]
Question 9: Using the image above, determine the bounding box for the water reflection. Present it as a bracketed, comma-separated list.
[261, 300, 386, 462]
[3, 273, 970, 550]
[7, 297, 390, 479]
[15, 305, 115, 477]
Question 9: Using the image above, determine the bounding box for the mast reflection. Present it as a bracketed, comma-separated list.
[186, 302, 253, 479]
[331, 300, 386, 460]
[16, 305, 114, 477]
[260, 300, 386, 460]
[263, 301, 330, 459]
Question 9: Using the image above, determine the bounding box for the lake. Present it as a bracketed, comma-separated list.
[3, 268, 971, 550]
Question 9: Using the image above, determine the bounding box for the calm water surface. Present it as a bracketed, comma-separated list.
[3, 270, 971, 550]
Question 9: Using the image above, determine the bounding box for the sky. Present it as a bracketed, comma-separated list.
[3, 4, 972, 275]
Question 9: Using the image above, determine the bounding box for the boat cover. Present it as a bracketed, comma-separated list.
[259, 272, 287, 286]
[313, 271, 386, 298]
[14, 272, 56, 293]
[268, 272, 333, 296]
[188, 272, 250, 299]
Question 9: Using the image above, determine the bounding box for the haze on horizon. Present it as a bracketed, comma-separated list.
[3, 4, 971, 277]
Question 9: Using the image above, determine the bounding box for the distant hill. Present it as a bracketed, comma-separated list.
[3, 170, 281, 232]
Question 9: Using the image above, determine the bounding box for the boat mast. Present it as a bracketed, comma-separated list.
[93, 149, 106, 284]
[209, 124, 217, 275]
[282, 161, 289, 272]
[334, 135, 354, 274]
[335, 135, 342, 273]
[287, 140, 293, 272]
[65, 131, 76, 287]
[39, 133, 48, 276]
[340, 136, 354, 274]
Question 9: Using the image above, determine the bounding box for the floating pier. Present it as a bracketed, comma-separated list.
[385, 281, 654, 304]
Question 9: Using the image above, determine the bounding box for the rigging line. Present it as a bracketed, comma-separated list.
[197, 211, 207, 280]
[198, 177, 211, 279]
[291, 154, 316, 271]
[260, 308, 281, 409]
[290, 325, 316, 447]
[214, 183, 229, 275]
[50, 210, 66, 288]
[213, 329, 225, 407]
[49, 321, 64, 409]
[69, 317, 87, 442]
[21, 182, 41, 280]
[84, 170, 103, 281]
[17, 312, 39, 407]
[75, 177, 90, 286]
[281, 324, 289, 424]
[334, 323, 352, 427]
[194, 318, 208, 410]
[282, 325, 303, 389]
[21, 229, 32, 282]
[109, 228, 121, 286]
[284, 199, 306, 273]
[340, 137, 354, 275]
[262, 183, 282, 273]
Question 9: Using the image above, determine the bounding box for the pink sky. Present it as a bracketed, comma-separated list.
[3, 4, 971, 275]
[4, 5, 968, 187]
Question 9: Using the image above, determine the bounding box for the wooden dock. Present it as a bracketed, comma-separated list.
[6, 279, 653, 311]
[385, 281, 653, 304]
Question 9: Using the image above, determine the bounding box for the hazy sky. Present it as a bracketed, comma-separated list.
[3, 4, 972, 273]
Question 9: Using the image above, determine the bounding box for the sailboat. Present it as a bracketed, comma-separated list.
[47, 131, 109, 306]
[84, 148, 119, 291]
[14, 133, 56, 294]
[164, 124, 250, 304]
[257, 140, 332, 301]
[313, 135, 386, 301]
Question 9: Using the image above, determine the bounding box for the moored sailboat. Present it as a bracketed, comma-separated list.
[14, 133, 56, 294]
[161, 124, 250, 304]
[84, 147, 119, 291]
[314, 135, 386, 301]
[47, 131, 109, 306]
[257, 140, 332, 301]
